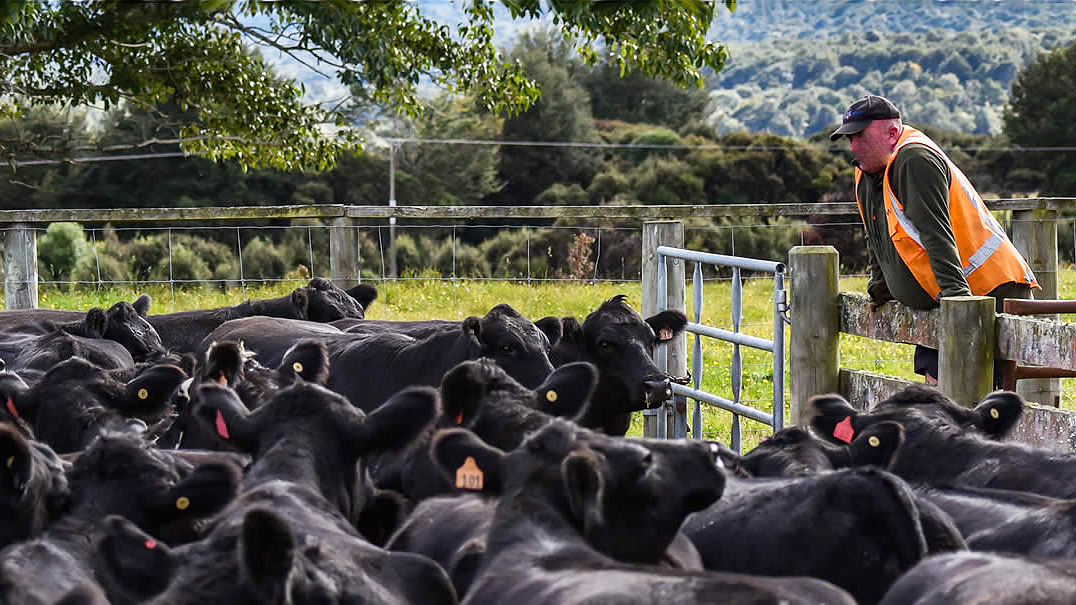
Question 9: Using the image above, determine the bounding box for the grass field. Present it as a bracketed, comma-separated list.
[30, 270, 1076, 452]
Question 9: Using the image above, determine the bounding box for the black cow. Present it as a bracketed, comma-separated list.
[200, 303, 555, 411]
[0, 357, 188, 454]
[371, 357, 597, 501]
[714, 422, 906, 477]
[681, 466, 952, 605]
[538, 295, 688, 435]
[0, 423, 69, 548]
[0, 431, 241, 605]
[96, 383, 456, 604]
[878, 551, 1076, 605]
[0, 296, 168, 366]
[810, 389, 1076, 499]
[430, 420, 856, 605]
[147, 277, 377, 354]
[915, 483, 1076, 558]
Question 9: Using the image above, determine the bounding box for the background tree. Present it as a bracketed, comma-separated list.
[1, 0, 733, 172]
[495, 31, 603, 205]
[1003, 42, 1076, 195]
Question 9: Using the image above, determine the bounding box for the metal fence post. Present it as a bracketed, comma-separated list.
[789, 246, 840, 426]
[939, 295, 995, 406]
[1012, 208, 1059, 405]
[329, 217, 360, 289]
[4, 223, 38, 309]
[642, 221, 686, 438]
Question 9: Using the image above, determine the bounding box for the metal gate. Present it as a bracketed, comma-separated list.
[645, 246, 788, 452]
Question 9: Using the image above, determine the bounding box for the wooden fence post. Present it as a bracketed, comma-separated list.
[3, 223, 38, 310]
[1011, 208, 1059, 405]
[789, 246, 840, 426]
[642, 221, 686, 438]
[329, 217, 360, 289]
[939, 296, 995, 406]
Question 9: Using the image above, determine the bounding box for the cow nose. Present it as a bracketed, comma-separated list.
[643, 378, 673, 409]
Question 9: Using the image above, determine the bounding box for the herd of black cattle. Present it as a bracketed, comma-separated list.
[0, 277, 1074, 603]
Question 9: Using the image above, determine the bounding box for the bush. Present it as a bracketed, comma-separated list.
[70, 247, 127, 284]
[150, 242, 212, 285]
[535, 183, 589, 206]
[38, 222, 91, 282]
[432, 239, 491, 278]
[240, 236, 288, 281]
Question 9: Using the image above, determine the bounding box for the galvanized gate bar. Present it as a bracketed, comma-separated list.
[654, 245, 787, 451]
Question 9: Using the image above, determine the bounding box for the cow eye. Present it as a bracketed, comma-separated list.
[598, 340, 613, 349]
[500, 344, 514, 353]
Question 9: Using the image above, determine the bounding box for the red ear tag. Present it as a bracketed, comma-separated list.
[658, 328, 673, 341]
[215, 410, 230, 440]
[144, 539, 157, 550]
[454, 411, 464, 425]
[833, 416, 855, 444]
[5, 398, 17, 419]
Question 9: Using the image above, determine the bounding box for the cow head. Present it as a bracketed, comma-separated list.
[570, 296, 687, 435]
[0, 423, 70, 548]
[296, 277, 377, 323]
[432, 418, 725, 564]
[462, 304, 554, 390]
[728, 422, 905, 477]
[102, 296, 169, 363]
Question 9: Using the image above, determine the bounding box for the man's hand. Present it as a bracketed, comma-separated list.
[868, 299, 889, 313]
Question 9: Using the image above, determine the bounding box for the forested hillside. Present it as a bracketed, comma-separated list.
[704, 0, 1076, 137]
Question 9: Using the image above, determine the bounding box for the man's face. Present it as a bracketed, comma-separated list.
[848, 120, 897, 174]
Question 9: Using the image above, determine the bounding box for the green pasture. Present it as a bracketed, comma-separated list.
[32, 270, 1076, 452]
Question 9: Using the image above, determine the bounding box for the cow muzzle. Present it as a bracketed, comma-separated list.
[642, 378, 673, 409]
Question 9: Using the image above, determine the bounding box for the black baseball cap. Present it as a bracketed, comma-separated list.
[830, 95, 901, 141]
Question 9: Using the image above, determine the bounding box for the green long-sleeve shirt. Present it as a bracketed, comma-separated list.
[858, 144, 971, 310]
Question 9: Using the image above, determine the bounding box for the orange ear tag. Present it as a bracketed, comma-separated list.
[217, 373, 228, 386]
[455, 456, 484, 491]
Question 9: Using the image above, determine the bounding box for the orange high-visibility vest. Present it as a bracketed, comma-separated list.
[854, 126, 1039, 299]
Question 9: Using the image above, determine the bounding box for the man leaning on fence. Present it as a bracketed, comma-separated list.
[830, 94, 1039, 386]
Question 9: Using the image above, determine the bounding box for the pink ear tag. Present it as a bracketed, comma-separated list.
[454, 411, 464, 425]
[144, 540, 157, 550]
[833, 416, 855, 444]
[215, 410, 230, 440]
[658, 328, 673, 341]
[5, 398, 17, 419]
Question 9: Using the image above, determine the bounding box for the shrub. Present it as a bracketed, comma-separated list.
[38, 222, 91, 282]
[433, 239, 491, 278]
[150, 242, 212, 285]
[70, 247, 127, 284]
[240, 236, 288, 281]
[535, 183, 589, 206]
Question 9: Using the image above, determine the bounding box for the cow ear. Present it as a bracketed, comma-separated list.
[972, 391, 1023, 439]
[156, 461, 241, 525]
[97, 515, 176, 603]
[132, 294, 152, 317]
[191, 383, 257, 451]
[847, 421, 904, 469]
[290, 287, 310, 321]
[355, 488, 406, 548]
[0, 424, 33, 494]
[54, 583, 110, 605]
[534, 316, 562, 349]
[82, 308, 108, 339]
[430, 427, 505, 495]
[439, 361, 492, 427]
[808, 393, 861, 444]
[121, 364, 187, 419]
[463, 316, 483, 349]
[562, 450, 608, 550]
[645, 310, 688, 343]
[239, 509, 295, 602]
[346, 283, 379, 311]
[532, 361, 598, 419]
[279, 340, 330, 385]
[350, 386, 440, 455]
[203, 341, 246, 386]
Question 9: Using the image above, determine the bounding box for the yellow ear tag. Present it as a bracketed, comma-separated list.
[176, 496, 190, 511]
[868, 436, 881, 447]
[137, 388, 149, 400]
[292, 362, 304, 373]
[455, 457, 484, 491]
[6, 456, 13, 469]
[546, 390, 558, 403]
[990, 408, 1000, 419]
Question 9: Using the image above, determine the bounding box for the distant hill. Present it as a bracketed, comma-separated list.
[703, 0, 1076, 138]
